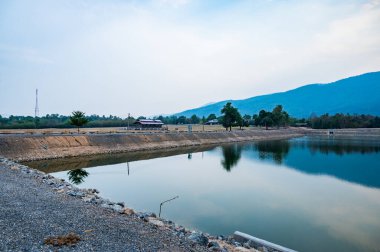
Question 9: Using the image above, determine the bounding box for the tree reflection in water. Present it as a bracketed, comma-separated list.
[221, 145, 242, 172]
[257, 140, 290, 164]
[307, 140, 380, 156]
[67, 169, 89, 185]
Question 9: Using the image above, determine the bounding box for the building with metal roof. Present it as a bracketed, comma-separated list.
[204, 119, 219, 125]
[133, 119, 164, 128]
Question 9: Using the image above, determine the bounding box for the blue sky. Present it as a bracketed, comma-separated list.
[1, 0, 380, 117]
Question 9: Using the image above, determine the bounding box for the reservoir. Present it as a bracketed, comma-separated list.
[26, 136, 380, 252]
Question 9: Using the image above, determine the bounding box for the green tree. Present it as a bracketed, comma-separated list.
[156, 115, 164, 122]
[69, 111, 89, 133]
[190, 114, 200, 124]
[221, 102, 240, 131]
[262, 115, 273, 130]
[243, 114, 251, 127]
[271, 105, 290, 128]
[34, 117, 40, 128]
[256, 110, 273, 129]
[201, 116, 206, 124]
[235, 111, 243, 129]
[272, 105, 284, 128]
[252, 114, 259, 126]
[177, 116, 187, 124]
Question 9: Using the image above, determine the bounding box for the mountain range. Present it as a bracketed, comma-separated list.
[174, 71, 380, 118]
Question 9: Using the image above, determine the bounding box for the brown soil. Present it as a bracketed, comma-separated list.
[44, 233, 81, 247]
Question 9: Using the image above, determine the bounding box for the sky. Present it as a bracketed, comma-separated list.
[1, 0, 380, 118]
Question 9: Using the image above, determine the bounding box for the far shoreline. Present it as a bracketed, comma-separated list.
[1, 127, 380, 162]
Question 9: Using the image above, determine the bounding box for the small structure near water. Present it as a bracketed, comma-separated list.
[133, 119, 164, 129]
[204, 119, 219, 125]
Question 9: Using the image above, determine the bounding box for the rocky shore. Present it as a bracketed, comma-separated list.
[0, 157, 279, 252]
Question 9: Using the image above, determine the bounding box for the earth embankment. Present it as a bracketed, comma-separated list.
[0, 129, 306, 162]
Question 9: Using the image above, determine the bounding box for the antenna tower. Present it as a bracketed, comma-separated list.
[35, 89, 39, 117]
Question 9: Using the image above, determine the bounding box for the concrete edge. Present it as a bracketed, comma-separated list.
[234, 231, 298, 252]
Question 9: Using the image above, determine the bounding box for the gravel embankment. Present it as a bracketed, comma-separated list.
[0, 158, 211, 252]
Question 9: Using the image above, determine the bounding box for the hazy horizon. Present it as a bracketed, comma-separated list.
[1, 0, 380, 118]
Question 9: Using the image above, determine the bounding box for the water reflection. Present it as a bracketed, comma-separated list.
[24, 145, 218, 173]
[306, 138, 380, 156]
[221, 145, 242, 172]
[24, 137, 380, 189]
[67, 169, 89, 185]
[255, 140, 290, 164]
[249, 137, 380, 189]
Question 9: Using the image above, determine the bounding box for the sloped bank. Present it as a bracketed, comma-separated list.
[0, 129, 306, 162]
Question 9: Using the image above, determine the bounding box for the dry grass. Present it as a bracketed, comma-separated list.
[0, 125, 230, 135]
[166, 124, 225, 132]
[44, 232, 81, 247]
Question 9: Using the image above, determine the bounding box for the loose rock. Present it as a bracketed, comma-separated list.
[148, 217, 165, 227]
[188, 231, 209, 246]
[123, 208, 135, 215]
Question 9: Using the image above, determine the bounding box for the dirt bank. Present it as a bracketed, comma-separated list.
[0, 129, 306, 162]
[24, 145, 219, 173]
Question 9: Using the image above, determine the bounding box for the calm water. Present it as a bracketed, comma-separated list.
[27, 136, 380, 252]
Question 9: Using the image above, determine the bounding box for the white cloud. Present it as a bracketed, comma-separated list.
[313, 2, 380, 55]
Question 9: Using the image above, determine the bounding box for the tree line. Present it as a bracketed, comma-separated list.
[220, 102, 290, 131]
[1, 104, 379, 129]
[218, 103, 380, 130]
[0, 114, 135, 129]
[308, 113, 380, 129]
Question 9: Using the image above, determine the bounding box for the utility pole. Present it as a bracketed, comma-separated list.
[34, 89, 39, 129]
[34, 89, 39, 118]
[127, 113, 130, 130]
